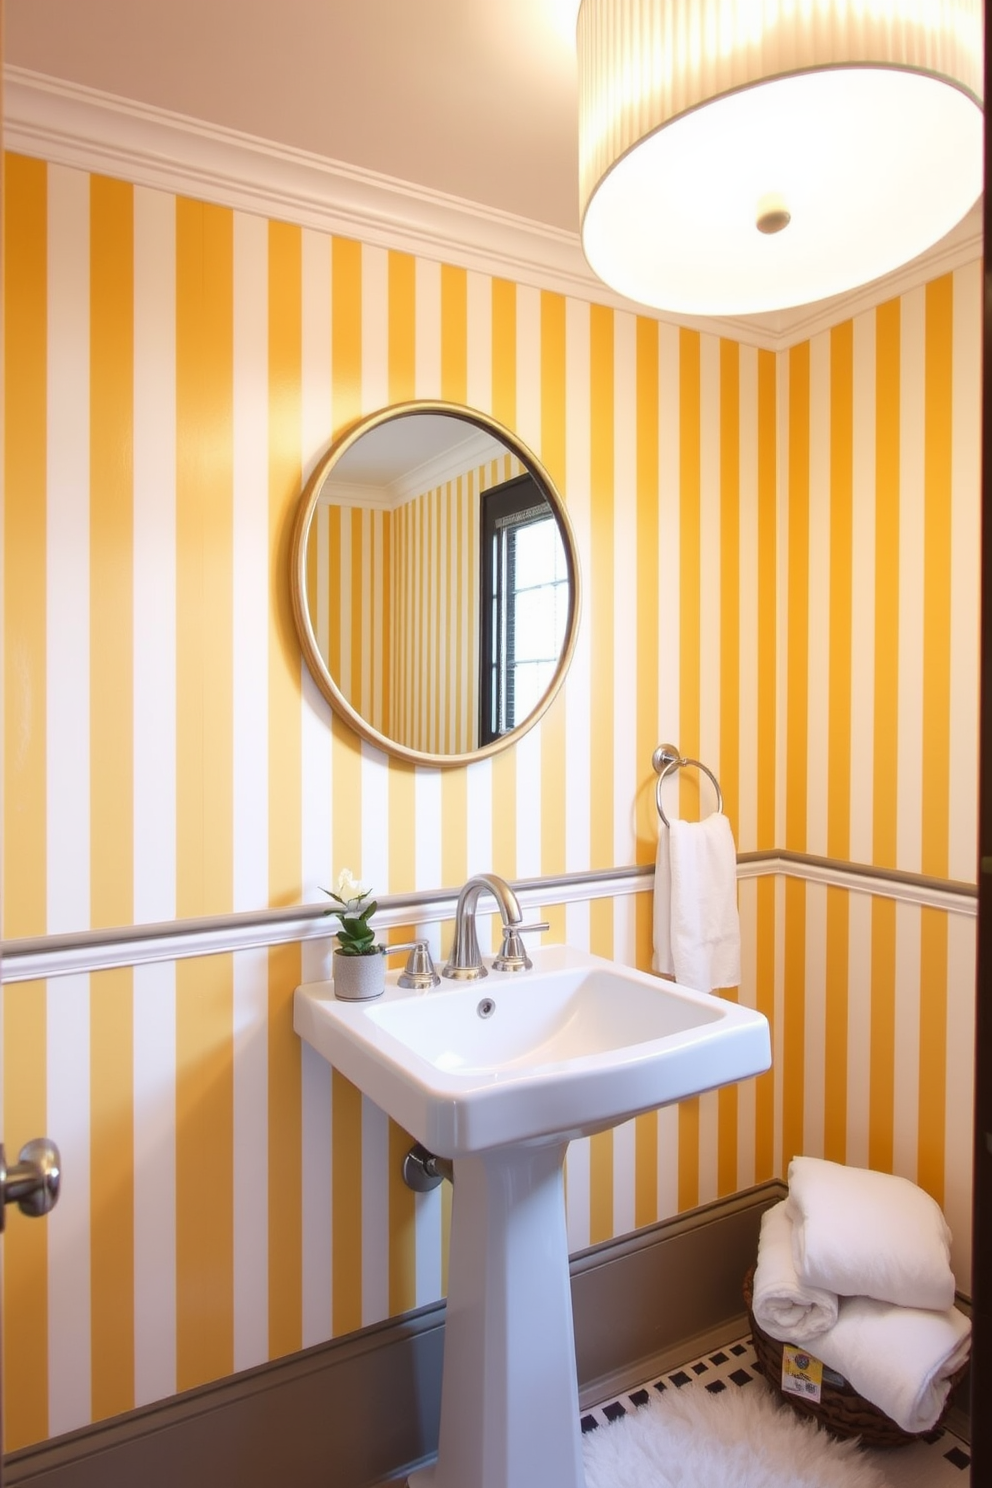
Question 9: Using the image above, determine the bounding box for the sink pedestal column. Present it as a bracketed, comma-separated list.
[408, 1138, 584, 1488]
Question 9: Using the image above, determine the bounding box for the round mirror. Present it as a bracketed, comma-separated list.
[291, 401, 581, 768]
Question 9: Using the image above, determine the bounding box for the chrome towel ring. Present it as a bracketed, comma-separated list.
[652, 743, 723, 828]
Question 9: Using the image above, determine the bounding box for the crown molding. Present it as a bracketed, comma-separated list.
[3, 65, 983, 354]
[320, 428, 503, 510]
[389, 427, 505, 503]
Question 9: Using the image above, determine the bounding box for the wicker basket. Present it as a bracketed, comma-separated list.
[743, 1268, 966, 1449]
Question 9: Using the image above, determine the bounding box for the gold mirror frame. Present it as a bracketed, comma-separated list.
[291, 400, 581, 769]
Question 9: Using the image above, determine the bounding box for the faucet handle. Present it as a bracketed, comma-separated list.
[492, 921, 550, 973]
[383, 940, 441, 989]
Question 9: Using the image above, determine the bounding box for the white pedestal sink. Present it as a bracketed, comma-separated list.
[294, 945, 771, 1488]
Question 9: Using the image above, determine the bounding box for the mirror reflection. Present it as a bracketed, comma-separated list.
[292, 402, 580, 768]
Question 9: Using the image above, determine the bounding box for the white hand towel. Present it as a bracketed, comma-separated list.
[786, 1156, 955, 1310]
[667, 813, 740, 993]
[812, 1296, 970, 1435]
[751, 1200, 839, 1344]
[652, 821, 675, 977]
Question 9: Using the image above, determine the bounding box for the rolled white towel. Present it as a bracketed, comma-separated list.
[752, 1200, 838, 1344]
[813, 1295, 971, 1435]
[786, 1156, 955, 1310]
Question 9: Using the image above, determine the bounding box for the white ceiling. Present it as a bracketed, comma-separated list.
[4, 0, 583, 226]
[3, 0, 983, 349]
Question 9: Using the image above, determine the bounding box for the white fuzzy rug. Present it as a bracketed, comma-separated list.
[582, 1381, 891, 1488]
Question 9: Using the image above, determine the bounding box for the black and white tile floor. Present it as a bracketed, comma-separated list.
[582, 1335, 971, 1486]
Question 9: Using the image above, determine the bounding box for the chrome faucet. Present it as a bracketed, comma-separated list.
[442, 873, 549, 980]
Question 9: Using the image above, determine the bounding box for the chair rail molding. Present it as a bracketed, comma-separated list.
[0, 855, 975, 983]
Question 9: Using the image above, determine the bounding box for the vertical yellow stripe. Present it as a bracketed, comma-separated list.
[349, 507, 364, 711]
[922, 276, 952, 879]
[717, 338, 740, 1193]
[448, 481, 461, 753]
[635, 319, 660, 863]
[89, 969, 135, 1417]
[824, 322, 853, 1167]
[175, 954, 234, 1389]
[379, 510, 392, 737]
[467, 470, 480, 752]
[3, 984, 49, 1450]
[90, 174, 135, 926]
[388, 1119, 417, 1314]
[785, 342, 809, 850]
[589, 303, 614, 873]
[678, 329, 700, 773]
[823, 886, 848, 1164]
[175, 199, 235, 916]
[326, 506, 342, 683]
[175, 198, 234, 1390]
[589, 303, 616, 1231]
[332, 1073, 364, 1334]
[873, 300, 901, 869]
[781, 345, 809, 1172]
[441, 264, 467, 405]
[753, 876, 776, 1181]
[868, 898, 896, 1171]
[756, 349, 777, 851]
[634, 317, 660, 1225]
[268, 220, 303, 1359]
[431, 487, 442, 751]
[490, 279, 517, 877]
[589, 1131, 614, 1244]
[331, 237, 362, 435]
[89, 173, 135, 1419]
[718, 339, 740, 833]
[432, 266, 471, 870]
[917, 908, 948, 1200]
[441, 1179, 453, 1298]
[541, 291, 568, 880]
[867, 299, 901, 1175]
[390, 504, 399, 741]
[827, 322, 853, 858]
[782, 878, 806, 1168]
[917, 276, 953, 1202]
[753, 349, 777, 1182]
[2, 154, 49, 1450]
[635, 1068, 659, 1225]
[677, 328, 700, 1208]
[677, 1098, 700, 1213]
[3, 153, 48, 938]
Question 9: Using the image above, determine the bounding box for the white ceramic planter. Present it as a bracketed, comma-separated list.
[332, 948, 385, 1000]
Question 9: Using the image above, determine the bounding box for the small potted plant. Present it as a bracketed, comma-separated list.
[323, 868, 385, 1000]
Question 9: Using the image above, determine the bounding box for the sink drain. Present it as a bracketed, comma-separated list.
[477, 997, 496, 1019]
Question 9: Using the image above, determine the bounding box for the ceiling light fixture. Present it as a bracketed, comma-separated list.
[577, 0, 984, 316]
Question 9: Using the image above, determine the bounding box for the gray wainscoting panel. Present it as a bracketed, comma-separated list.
[5, 1182, 783, 1488]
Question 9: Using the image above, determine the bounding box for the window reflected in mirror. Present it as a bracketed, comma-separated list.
[480, 475, 570, 746]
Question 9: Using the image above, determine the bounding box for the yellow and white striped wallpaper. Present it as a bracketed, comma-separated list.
[1, 151, 980, 1451]
[308, 500, 395, 740]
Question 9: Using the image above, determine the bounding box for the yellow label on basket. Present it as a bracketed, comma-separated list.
[781, 1345, 824, 1404]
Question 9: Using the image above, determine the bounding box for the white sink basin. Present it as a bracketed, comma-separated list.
[295, 941, 771, 1488]
[294, 943, 770, 1156]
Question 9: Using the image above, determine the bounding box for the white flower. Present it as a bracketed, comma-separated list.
[336, 867, 370, 906]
